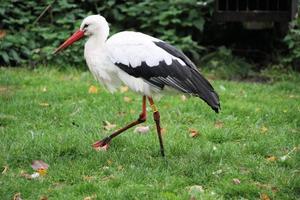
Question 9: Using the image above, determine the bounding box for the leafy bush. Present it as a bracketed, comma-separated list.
[283, 15, 300, 69]
[0, 0, 214, 67]
[200, 46, 252, 80]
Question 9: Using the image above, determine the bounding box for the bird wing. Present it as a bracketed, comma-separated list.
[106, 31, 220, 112]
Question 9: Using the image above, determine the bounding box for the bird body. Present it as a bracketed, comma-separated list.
[54, 14, 220, 156]
[81, 15, 219, 111]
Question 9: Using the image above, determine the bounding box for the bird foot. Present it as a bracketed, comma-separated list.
[92, 137, 111, 151]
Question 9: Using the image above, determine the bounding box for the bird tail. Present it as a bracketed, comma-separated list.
[189, 69, 220, 113]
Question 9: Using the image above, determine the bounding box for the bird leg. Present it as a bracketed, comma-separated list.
[148, 97, 165, 157]
[92, 96, 147, 150]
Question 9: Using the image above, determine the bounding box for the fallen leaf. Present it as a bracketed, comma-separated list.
[0, 30, 6, 39]
[39, 196, 48, 200]
[13, 193, 22, 200]
[31, 160, 49, 171]
[181, 95, 187, 101]
[123, 96, 132, 103]
[279, 155, 288, 161]
[117, 165, 123, 171]
[260, 193, 271, 200]
[39, 102, 50, 107]
[120, 86, 129, 93]
[266, 156, 277, 162]
[232, 178, 241, 185]
[83, 195, 97, 200]
[107, 159, 113, 165]
[83, 176, 96, 181]
[103, 120, 116, 131]
[260, 126, 268, 133]
[134, 126, 150, 134]
[214, 120, 224, 129]
[37, 168, 47, 176]
[88, 85, 98, 94]
[2, 165, 8, 174]
[188, 128, 200, 138]
[30, 172, 40, 179]
[20, 171, 33, 179]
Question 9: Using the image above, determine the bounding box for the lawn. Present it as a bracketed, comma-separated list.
[0, 67, 299, 200]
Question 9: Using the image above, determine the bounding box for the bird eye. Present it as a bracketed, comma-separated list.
[83, 24, 89, 29]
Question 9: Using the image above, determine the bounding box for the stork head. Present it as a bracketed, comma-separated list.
[53, 15, 109, 54]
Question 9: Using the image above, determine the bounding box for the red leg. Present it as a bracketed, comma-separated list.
[148, 97, 165, 157]
[92, 96, 147, 149]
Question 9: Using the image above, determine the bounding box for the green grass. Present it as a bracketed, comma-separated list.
[0, 67, 299, 200]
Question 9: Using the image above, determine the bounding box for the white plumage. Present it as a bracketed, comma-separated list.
[54, 14, 220, 156]
[82, 15, 185, 96]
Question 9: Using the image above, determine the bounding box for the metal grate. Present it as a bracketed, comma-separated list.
[214, 0, 298, 23]
[217, 0, 289, 11]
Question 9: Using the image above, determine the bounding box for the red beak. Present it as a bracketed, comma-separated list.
[53, 30, 85, 54]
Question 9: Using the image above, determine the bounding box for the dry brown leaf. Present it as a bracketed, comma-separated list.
[260, 193, 271, 200]
[266, 156, 277, 162]
[0, 30, 6, 39]
[232, 178, 241, 185]
[214, 120, 224, 129]
[123, 96, 132, 103]
[103, 120, 116, 131]
[2, 165, 8, 174]
[188, 128, 200, 138]
[83, 176, 96, 181]
[120, 86, 129, 93]
[20, 171, 33, 179]
[134, 126, 150, 134]
[39, 102, 50, 107]
[31, 160, 49, 171]
[107, 159, 113, 165]
[83, 195, 97, 200]
[260, 126, 268, 134]
[88, 85, 98, 94]
[39, 196, 48, 200]
[161, 127, 167, 134]
[13, 193, 22, 200]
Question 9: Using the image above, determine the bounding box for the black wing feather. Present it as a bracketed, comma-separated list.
[115, 41, 220, 113]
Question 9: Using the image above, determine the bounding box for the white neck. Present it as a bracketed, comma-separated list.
[85, 20, 109, 52]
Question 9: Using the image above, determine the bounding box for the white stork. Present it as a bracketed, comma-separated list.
[54, 15, 220, 157]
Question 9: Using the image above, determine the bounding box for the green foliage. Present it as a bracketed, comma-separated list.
[201, 46, 252, 80]
[283, 15, 300, 66]
[0, 0, 214, 66]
